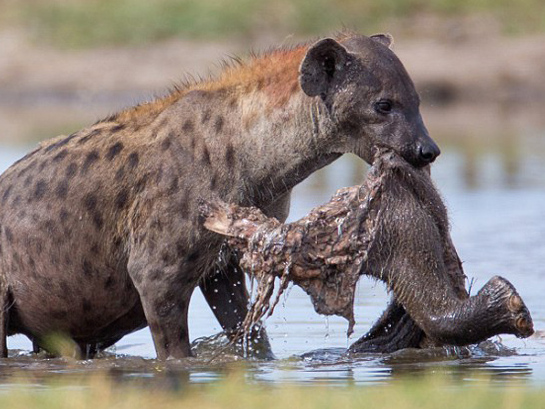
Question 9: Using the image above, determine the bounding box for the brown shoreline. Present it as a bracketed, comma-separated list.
[1, 29, 545, 144]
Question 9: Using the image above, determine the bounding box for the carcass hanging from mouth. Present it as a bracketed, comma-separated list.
[199, 149, 533, 352]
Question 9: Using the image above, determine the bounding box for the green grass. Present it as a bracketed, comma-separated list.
[2, 0, 545, 48]
[1, 372, 544, 409]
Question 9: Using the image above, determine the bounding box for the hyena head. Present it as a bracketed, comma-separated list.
[300, 33, 440, 168]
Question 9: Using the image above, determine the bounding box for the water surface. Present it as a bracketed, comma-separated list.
[0, 122, 544, 388]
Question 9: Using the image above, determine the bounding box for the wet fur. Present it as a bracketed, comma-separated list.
[202, 151, 533, 349]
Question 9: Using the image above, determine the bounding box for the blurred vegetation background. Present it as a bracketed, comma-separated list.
[1, 0, 545, 174]
[1, 0, 545, 48]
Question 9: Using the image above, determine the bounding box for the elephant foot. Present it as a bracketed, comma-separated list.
[482, 276, 533, 339]
[401, 275, 533, 347]
[348, 276, 534, 355]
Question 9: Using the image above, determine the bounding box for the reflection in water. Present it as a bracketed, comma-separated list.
[0, 339, 538, 388]
[387, 359, 533, 386]
[381, 341, 533, 385]
[457, 130, 524, 190]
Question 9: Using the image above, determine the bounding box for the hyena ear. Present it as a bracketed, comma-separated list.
[370, 33, 394, 48]
[299, 38, 350, 98]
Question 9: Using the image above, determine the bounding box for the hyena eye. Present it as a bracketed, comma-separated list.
[375, 99, 393, 114]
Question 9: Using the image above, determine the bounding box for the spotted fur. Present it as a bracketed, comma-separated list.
[0, 32, 440, 359]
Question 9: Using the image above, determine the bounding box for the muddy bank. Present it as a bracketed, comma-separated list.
[1, 29, 545, 144]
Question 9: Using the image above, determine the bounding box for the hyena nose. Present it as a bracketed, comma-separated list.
[418, 142, 441, 164]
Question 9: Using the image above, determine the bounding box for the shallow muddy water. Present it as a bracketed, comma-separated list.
[0, 122, 544, 388]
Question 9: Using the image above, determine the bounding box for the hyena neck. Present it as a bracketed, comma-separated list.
[173, 47, 340, 207]
[209, 45, 337, 201]
[229, 93, 339, 206]
[110, 43, 340, 207]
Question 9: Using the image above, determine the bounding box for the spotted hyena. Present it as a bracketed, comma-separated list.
[0, 32, 440, 359]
